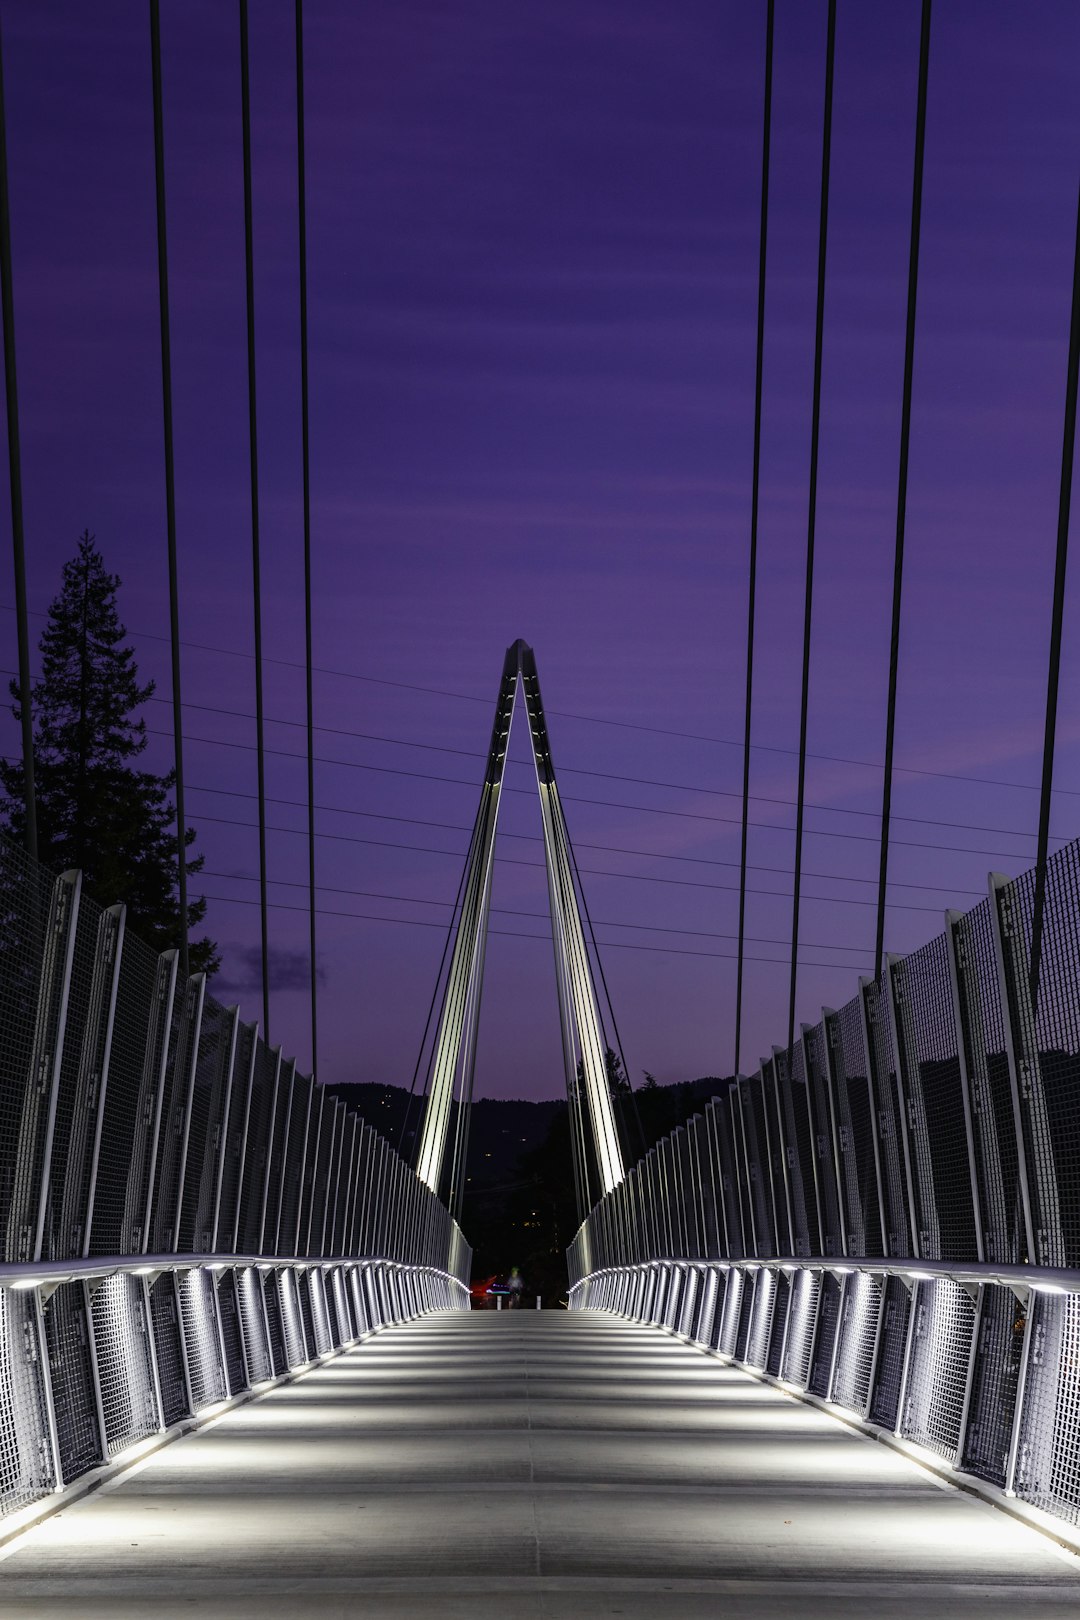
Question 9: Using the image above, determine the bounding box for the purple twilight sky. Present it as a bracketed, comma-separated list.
[1, 1, 1079, 1101]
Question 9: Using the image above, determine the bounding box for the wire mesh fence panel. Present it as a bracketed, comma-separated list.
[42, 1282, 100, 1482]
[217, 1021, 256, 1254]
[236, 1040, 277, 1254]
[739, 1077, 775, 1258]
[309, 1270, 333, 1354]
[7, 871, 80, 1266]
[214, 1273, 248, 1397]
[807, 1272, 842, 1396]
[899, 1278, 977, 1459]
[765, 1271, 789, 1375]
[50, 902, 120, 1262]
[734, 1272, 755, 1361]
[114, 944, 176, 1257]
[90, 1273, 157, 1455]
[235, 1268, 272, 1384]
[710, 1096, 745, 1258]
[324, 1268, 343, 1345]
[177, 1270, 225, 1410]
[1015, 1293, 1080, 1526]
[868, 1275, 911, 1430]
[278, 1271, 307, 1368]
[962, 1285, 1026, 1488]
[0, 842, 54, 1262]
[803, 1022, 842, 1255]
[148, 979, 202, 1255]
[0, 1288, 55, 1514]
[953, 904, 1021, 1265]
[781, 1268, 820, 1387]
[178, 997, 235, 1254]
[1006, 849, 1080, 1269]
[893, 937, 978, 1262]
[833, 1000, 883, 1257]
[274, 1065, 305, 1256]
[832, 1271, 882, 1415]
[863, 980, 913, 1259]
[781, 1042, 818, 1256]
[148, 1275, 188, 1427]
[307, 1095, 335, 1256]
[261, 1271, 287, 1376]
[761, 1059, 793, 1255]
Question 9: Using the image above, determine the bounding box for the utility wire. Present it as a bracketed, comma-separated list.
[149, 0, 188, 978]
[239, 0, 270, 1038]
[183, 807, 968, 916]
[156, 726, 1065, 863]
[736, 0, 773, 1078]
[1029, 178, 1080, 1012]
[5, 598, 1076, 799]
[132, 690, 1069, 843]
[295, 0, 317, 1075]
[875, 0, 932, 979]
[0, 16, 35, 858]
[788, 0, 835, 1063]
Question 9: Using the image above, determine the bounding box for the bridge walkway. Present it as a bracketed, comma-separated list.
[1, 1310, 1078, 1617]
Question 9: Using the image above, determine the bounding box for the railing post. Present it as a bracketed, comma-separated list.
[209, 1007, 241, 1252]
[953, 1282, 982, 1468]
[171, 974, 207, 1252]
[1005, 1285, 1035, 1497]
[80, 904, 126, 1258]
[28, 870, 82, 1263]
[856, 983, 892, 1257]
[33, 1288, 63, 1489]
[81, 1278, 110, 1463]
[230, 1024, 260, 1253]
[141, 1273, 167, 1430]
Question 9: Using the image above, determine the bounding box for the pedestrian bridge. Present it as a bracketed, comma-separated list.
[4, 829, 1080, 1614]
[2, 1309, 1079, 1617]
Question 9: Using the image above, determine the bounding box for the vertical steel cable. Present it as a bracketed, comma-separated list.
[734, 0, 774, 1077]
[0, 16, 36, 859]
[786, 0, 836, 1064]
[295, 0, 317, 1073]
[150, 0, 189, 978]
[1029, 180, 1080, 1011]
[875, 0, 932, 980]
[239, 0, 270, 1038]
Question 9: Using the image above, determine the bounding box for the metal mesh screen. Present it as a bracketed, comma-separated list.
[762, 1061, 794, 1255]
[308, 1269, 333, 1355]
[278, 1270, 307, 1368]
[833, 1000, 883, 1257]
[0, 1289, 54, 1513]
[42, 1282, 100, 1482]
[235, 1268, 272, 1384]
[900, 1278, 976, 1459]
[863, 980, 912, 1259]
[1007, 850, 1080, 1269]
[832, 1271, 882, 1415]
[214, 1272, 248, 1397]
[739, 1078, 774, 1257]
[148, 981, 200, 1255]
[217, 1022, 256, 1253]
[178, 997, 235, 1255]
[275, 1066, 305, 1256]
[1015, 1293, 1080, 1525]
[262, 1270, 287, 1376]
[781, 1268, 820, 1387]
[953, 903, 1021, 1264]
[90, 1273, 157, 1455]
[0, 842, 54, 1262]
[808, 1271, 842, 1396]
[765, 1271, 790, 1375]
[236, 1041, 277, 1254]
[710, 1096, 745, 1258]
[962, 1284, 1025, 1487]
[148, 1275, 188, 1427]
[894, 937, 978, 1261]
[868, 1274, 911, 1430]
[176, 1270, 225, 1410]
[782, 1042, 817, 1256]
[89, 931, 165, 1256]
[804, 1021, 843, 1254]
[734, 1269, 756, 1362]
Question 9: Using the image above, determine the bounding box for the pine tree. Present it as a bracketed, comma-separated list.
[0, 533, 218, 973]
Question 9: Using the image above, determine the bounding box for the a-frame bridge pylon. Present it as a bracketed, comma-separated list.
[415, 639, 625, 1220]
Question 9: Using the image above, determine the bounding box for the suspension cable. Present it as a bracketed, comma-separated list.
[295, 0, 317, 1072]
[875, 0, 932, 980]
[239, 0, 270, 1038]
[787, 0, 836, 1063]
[149, 0, 189, 978]
[1029, 179, 1080, 1011]
[0, 16, 35, 859]
[735, 0, 773, 1078]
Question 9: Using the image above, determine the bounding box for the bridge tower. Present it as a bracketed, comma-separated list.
[415, 639, 625, 1219]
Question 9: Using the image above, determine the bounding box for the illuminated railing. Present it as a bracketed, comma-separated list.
[0, 834, 472, 1527]
[568, 837, 1080, 1538]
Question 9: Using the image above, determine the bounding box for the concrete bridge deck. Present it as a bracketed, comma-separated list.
[2, 1310, 1078, 1617]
